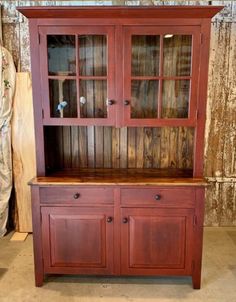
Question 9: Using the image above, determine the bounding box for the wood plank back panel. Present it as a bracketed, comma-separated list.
[44, 126, 194, 172]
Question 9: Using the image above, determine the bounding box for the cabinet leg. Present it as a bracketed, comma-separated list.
[35, 272, 44, 287]
[192, 271, 201, 289]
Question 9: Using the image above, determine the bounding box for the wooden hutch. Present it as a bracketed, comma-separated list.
[18, 6, 222, 288]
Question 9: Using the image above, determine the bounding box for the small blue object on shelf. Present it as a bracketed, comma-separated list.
[57, 101, 68, 112]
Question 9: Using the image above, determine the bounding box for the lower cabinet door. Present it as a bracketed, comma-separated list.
[121, 208, 194, 275]
[41, 206, 114, 274]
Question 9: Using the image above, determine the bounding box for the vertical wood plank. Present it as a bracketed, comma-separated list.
[95, 126, 104, 168]
[103, 127, 112, 168]
[178, 127, 188, 169]
[136, 127, 144, 168]
[71, 126, 79, 168]
[120, 127, 128, 168]
[112, 128, 120, 168]
[128, 128, 136, 168]
[143, 128, 153, 168]
[78, 126, 88, 168]
[12, 72, 35, 232]
[62, 126, 71, 168]
[160, 127, 169, 168]
[169, 127, 178, 169]
[152, 128, 161, 168]
[87, 126, 95, 168]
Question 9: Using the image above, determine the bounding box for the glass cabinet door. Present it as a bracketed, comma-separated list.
[40, 27, 115, 125]
[123, 27, 200, 126]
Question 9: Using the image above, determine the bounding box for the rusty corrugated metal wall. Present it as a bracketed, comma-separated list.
[1, 0, 235, 226]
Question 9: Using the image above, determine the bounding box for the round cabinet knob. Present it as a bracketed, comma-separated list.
[155, 194, 161, 201]
[107, 217, 113, 223]
[73, 193, 80, 199]
[107, 99, 115, 106]
[123, 217, 128, 224]
[124, 100, 130, 106]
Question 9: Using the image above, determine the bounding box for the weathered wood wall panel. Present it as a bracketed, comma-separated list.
[1, 0, 235, 226]
[204, 17, 236, 226]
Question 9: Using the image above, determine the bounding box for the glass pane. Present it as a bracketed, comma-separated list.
[131, 35, 160, 76]
[80, 80, 107, 118]
[48, 35, 76, 76]
[162, 80, 190, 118]
[49, 79, 77, 118]
[131, 80, 158, 118]
[163, 35, 192, 76]
[79, 35, 107, 76]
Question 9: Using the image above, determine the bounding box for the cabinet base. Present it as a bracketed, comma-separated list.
[35, 273, 201, 289]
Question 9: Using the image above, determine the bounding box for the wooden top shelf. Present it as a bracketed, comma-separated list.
[29, 168, 207, 186]
[17, 6, 223, 19]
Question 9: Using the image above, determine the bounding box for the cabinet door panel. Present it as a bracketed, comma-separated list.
[123, 26, 200, 127]
[39, 26, 116, 126]
[121, 208, 193, 275]
[42, 207, 114, 274]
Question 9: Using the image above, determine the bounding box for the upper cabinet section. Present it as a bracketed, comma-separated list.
[18, 6, 223, 127]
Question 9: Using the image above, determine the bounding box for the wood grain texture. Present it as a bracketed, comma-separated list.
[205, 20, 236, 178]
[204, 17, 236, 226]
[0, 1, 234, 226]
[12, 72, 36, 232]
[29, 168, 206, 186]
[44, 126, 194, 172]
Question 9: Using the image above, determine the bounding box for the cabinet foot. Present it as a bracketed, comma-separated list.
[35, 273, 44, 287]
[192, 274, 201, 289]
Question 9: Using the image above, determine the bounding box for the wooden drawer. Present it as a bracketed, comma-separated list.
[120, 188, 195, 208]
[40, 187, 114, 204]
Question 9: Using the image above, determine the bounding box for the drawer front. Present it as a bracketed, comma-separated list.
[120, 188, 195, 207]
[40, 187, 114, 204]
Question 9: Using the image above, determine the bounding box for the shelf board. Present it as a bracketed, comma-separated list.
[29, 168, 207, 186]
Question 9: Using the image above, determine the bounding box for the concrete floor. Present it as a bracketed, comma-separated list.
[0, 227, 236, 302]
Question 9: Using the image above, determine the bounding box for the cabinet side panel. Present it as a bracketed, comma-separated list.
[194, 19, 211, 177]
[29, 19, 45, 176]
[31, 186, 44, 286]
[192, 187, 205, 289]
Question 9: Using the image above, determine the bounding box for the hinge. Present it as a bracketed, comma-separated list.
[200, 33, 203, 44]
[196, 110, 199, 120]
[42, 109, 44, 119]
[38, 33, 41, 44]
[193, 215, 197, 227]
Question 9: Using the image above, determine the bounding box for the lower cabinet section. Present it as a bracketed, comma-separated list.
[120, 208, 193, 275]
[41, 207, 114, 274]
[32, 185, 204, 288]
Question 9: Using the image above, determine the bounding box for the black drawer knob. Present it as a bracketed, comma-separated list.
[155, 194, 161, 201]
[107, 99, 115, 106]
[107, 217, 113, 223]
[73, 193, 80, 199]
[123, 217, 128, 224]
